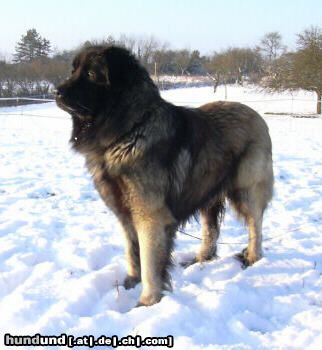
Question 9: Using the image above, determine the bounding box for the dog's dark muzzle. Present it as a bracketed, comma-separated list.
[55, 84, 75, 112]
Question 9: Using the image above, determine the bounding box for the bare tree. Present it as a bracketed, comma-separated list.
[136, 35, 162, 71]
[294, 26, 322, 113]
[259, 32, 285, 61]
[118, 33, 137, 52]
[176, 49, 191, 75]
[206, 47, 263, 86]
[0, 60, 6, 97]
[264, 26, 322, 114]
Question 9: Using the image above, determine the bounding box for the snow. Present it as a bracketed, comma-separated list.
[0, 85, 322, 349]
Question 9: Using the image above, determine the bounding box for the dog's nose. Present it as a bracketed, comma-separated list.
[55, 86, 65, 98]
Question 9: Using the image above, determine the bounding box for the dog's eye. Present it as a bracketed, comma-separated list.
[87, 70, 96, 80]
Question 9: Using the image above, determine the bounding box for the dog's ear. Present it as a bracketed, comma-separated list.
[101, 46, 141, 88]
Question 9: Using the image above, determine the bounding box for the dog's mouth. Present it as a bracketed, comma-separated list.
[56, 97, 92, 120]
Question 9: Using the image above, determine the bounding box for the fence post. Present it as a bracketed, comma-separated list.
[291, 93, 294, 115]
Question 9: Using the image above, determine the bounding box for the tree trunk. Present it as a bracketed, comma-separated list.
[317, 90, 321, 115]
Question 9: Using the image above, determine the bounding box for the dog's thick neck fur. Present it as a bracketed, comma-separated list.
[70, 46, 163, 155]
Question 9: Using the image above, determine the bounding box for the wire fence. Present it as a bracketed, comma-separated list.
[0, 95, 321, 247]
[0, 96, 321, 119]
[0, 97, 55, 102]
[178, 218, 322, 246]
[0, 112, 67, 120]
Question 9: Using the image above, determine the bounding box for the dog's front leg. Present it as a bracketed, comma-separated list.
[133, 206, 176, 306]
[119, 218, 141, 290]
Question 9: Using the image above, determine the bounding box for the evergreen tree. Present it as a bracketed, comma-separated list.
[38, 38, 51, 57]
[13, 29, 51, 63]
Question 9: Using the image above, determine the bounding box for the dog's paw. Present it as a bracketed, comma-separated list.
[180, 257, 197, 268]
[180, 253, 218, 268]
[123, 275, 141, 290]
[137, 292, 162, 307]
[235, 248, 262, 269]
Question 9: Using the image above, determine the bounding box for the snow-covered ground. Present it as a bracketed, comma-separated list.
[0, 85, 322, 349]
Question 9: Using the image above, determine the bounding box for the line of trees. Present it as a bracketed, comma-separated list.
[0, 27, 321, 113]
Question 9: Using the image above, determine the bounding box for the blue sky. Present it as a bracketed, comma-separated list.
[0, 0, 321, 58]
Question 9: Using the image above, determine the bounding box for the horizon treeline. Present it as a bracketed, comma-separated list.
[0, 27, 321, 112]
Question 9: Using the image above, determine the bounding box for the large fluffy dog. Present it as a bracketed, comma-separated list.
[56, 46, 273, 306]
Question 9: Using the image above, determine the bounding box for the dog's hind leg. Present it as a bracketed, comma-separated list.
[229, 180, 272, 266]
[197, 199, 225, 262]
[229, 146, 273, 267]
[180, 198, 225, 267]
[236, 191, 264, 266]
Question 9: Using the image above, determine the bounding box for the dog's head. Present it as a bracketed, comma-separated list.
[56, 45, 153, 119]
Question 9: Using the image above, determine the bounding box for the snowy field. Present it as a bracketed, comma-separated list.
[0, 85, 322, 349]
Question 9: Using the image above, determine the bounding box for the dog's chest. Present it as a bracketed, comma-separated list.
[85, 155, 130, 216]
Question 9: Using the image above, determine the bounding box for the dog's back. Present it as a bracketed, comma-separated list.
[198, 101, 273, 199]
[167, 101, 273, 222]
